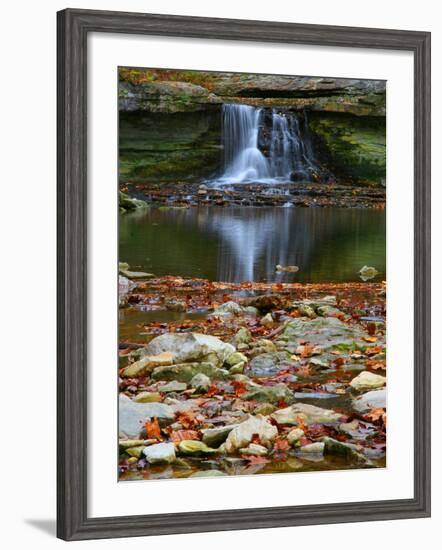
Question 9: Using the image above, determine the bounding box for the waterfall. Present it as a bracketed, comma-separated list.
[220, 104, 270, 183]
[214, 104, 320, 185]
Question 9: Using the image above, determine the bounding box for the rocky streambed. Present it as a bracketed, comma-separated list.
[118, 275, 386, 481]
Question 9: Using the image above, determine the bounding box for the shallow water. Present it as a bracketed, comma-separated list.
[119, 206, 385, 283]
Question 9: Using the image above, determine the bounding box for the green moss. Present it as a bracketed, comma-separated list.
[309, 113, 386, 184]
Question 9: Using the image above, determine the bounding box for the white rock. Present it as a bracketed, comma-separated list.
[353, 388, 386, 412]
[222, 415, 278, 453]
[287, 428, 305, 446]
[118, 394, 174, 438]
[143, 442, 176, 464]
[239, 443, 268, 456]
[299, 442, 325, 453]
[350, 371, 386, 391]
[271, 403, 342, 425]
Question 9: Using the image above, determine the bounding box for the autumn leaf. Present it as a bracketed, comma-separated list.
[232, 380, 247, 397]
[169, 429, 199, 443]
[333, 357, 346, 368]
[144, 417, 161, 440]
[365, 407, 385, 423]
[176, 410, 198, 429]
[244, 455, 270, 465]
[206, 384, 219, 397]
[363, 336, 378, 343]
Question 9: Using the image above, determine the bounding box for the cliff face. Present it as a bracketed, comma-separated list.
[118, 69, 386, 185]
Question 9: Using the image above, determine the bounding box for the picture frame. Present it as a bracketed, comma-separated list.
[57, 8, 431, 541]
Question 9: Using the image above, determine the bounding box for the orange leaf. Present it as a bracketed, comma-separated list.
[244, 455, 270, 465]
[365, 407, 385, 423]
[206, 384, 219, 397]
[169, 429, 199, 443]
[145, 417, 161, 440]
[232, 380, 247, 397]
[176, 410, 198, 429]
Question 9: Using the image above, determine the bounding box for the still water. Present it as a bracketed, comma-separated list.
[119, 206, 385, 283]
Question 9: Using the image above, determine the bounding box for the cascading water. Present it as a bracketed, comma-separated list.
[214, 103, 321, 185]
[220, 104, 270, 182]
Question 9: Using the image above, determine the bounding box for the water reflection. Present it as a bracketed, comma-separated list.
[119, 206, 385, 283]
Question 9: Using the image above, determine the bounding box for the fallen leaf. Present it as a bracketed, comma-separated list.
[169, 430, 199, 443]
[144, 417, 161, 440]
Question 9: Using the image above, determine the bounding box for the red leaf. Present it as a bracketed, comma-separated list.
[144, 417, 161, 440]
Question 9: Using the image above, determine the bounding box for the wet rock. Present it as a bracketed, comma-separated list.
[287, 428, 305, 446]
[212, 300, 244, 316]
[239, 443, 268, 456]
[225, 351, 248, 368]
[299, 442, 325, 454]
[133, 391, 162, 403]
[241, 294, 290, 313]
[243, 383, 295, 405]
[152, 362, 229, 383]
[119, 394, 175, 438]
[190, 470, 226, 478]
[254, 403, 277, 415]
[119, 191, 148, 213]
[221, 415, 278, 453]
[126, 446, 146, 459]
[143, 442, 176, 464]
[316, 305, 344, 318]
[159, 380, 187, 393]
[359, 265, 379, 282]
[118, 274, 136, 307]
[201, 424, 238, 448]
[190, 372, 211, 392]
[261, 313, 274, 328]
[353, 388, 386, 412]
[121, 351, 174, 378]
[281, 317, 365, 350]
[119, 269, 154, 280]
[321, 436, 370, 465]
[249, 339, 278, 357]
[178, 440, 218, 456]
[143, 332, 234, 367]
[165, 300, 187, 312]
[349, 371, 386, 391]
[230, 327, 252, 346]
[271, 403, 342, 425]
[246, 351, 293, 377]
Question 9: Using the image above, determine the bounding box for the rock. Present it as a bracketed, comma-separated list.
[190, 372, 211, 392]
[152, 362, 229, 383]
[349, 371, 386, 391]
[281, 317, 365, 350]
[165, 301, 187, 312]
[353, 388, 386, 412]
[212, 300, 244, 316]
[221, 415, 278, 453]
[121, 352, 174, 378]
[225, 351, 248, 368]
[254, 403, 277, 415]
[275, 264, 299, 273]
[246, 351, 293, 377]
[201, 425, 238, 448]
[243, 383, 295, 405]
[118, 275, 136, 307]
[229, 362, 246, 374]
[143, 442, 176, 464]
[239, 443, 268, 456]
[159, 381, 187, 393]
[299, 442, 325, 454]
[119, 269, 154, 280]
[230, 327, 252, 346]
[321, 436, 369, 465]
[297, 304, 317, 318]
[287, 428, 305, 446]
[316, 305, 344, 318]
[241, 294, 290, 313]
[178, 440, 218, 456]
[271, 403, 342, 425]
[119, 438, 148, 449]
[119, 394, 175, 438]
[126, 446, 146, 458]
[133, 391, 162, 403]
[261, 313, 274, 328]
[249, 339, 278, 356]
[119, 191, 148, 213]
[359, 265, 379, 281]
[143, 332, 234, 367]
[189, 470, 226, 478]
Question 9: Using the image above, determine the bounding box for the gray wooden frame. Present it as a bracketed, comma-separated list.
[57, 8, 431, 541]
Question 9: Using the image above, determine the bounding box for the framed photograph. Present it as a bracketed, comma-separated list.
[57, 8, 431, 541]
